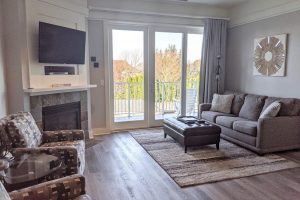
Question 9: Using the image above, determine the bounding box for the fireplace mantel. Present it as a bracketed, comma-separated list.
[24, 85, 97, 96]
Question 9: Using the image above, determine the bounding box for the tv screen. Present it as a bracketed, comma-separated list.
[39, 22, 86, 64]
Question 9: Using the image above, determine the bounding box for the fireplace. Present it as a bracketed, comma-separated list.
[42, 102, 81, 131]
[30, 91, 89, 138]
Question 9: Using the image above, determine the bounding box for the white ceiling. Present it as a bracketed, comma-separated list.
[144, 0, 249, 7]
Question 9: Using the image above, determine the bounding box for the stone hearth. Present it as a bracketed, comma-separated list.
[29, 91, 89, 139]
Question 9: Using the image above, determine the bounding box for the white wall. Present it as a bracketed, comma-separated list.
[229, 0, 300, 27]
[226, 10, 300, 98]
[25, 0, 89, 88]
[2, 0, 90, 115]
[0, 0, 8, 117]
[2, 0, 28, 114]
[88, 0, 228, 20]
[88, 20, 106, 129]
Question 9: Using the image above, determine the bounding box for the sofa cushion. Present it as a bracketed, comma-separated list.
[221, 128, 257, 146]
[262, 97, 300, 116]
[210, 94, 234, 114]
[201, 111, 234, 123]
[239, 94, 267, 121]
[260, 101, 281, 118]
[225, 91, 247, 115]
[216, 116, 249, 129]
[233, 121, 258, 137]
[231, 93, 247, 115]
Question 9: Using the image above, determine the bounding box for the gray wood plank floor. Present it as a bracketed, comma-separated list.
[84, 132, 300, 200]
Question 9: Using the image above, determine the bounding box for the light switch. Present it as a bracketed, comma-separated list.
[100, 80, 105, 86]
[91, 56, 96, 62]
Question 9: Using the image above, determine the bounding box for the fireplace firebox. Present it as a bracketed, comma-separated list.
[42, 102, 81, 131]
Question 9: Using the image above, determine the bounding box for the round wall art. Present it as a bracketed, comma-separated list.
[253, 34, 287, 76]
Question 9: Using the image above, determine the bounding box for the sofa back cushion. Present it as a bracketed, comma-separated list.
[6, 112, 42, 148]
[210, 94, 234, 114]
[231, 93, 247, 115]
[224, 91, 247, 115]
[262, 97, 300, 116]
[239, 94, 267, 121]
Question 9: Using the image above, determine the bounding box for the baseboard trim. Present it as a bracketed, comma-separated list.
[92, 128, 111, 136]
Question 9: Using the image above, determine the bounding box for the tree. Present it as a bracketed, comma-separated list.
[120, 49, 143, 69]
[113, 60, 142, 82]
[155, 45, 181, 83]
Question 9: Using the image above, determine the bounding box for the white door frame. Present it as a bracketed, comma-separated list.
[104, 21, 203, 130]
[105, 22, 149, 130]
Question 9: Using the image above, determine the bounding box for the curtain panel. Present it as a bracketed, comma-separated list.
[199, 19, 228, 103]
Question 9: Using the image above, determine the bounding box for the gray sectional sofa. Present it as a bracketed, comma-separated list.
[199, 93, 300, 155]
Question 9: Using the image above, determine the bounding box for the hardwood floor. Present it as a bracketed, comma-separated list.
[84, 132, 300, 200]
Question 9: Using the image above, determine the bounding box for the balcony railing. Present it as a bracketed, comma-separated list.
[114, 81, 198, 121]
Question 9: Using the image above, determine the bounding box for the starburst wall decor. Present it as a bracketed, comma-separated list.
[253, 34, 287, 76]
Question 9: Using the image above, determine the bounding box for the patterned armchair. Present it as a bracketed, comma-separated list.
[0, 112, 85, 179]
[2, 174, 92, 200]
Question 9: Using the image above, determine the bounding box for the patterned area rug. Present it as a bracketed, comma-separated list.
[130, 128, 300, 187]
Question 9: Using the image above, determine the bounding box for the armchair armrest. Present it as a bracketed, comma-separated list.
[12, 146, 79, 176]
[9, 174, 86, 200]
[42, 130, 85, 143]
[257, 116, 300, 150]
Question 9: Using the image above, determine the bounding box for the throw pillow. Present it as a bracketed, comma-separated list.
[210, 94, 234, 114]
[260, 101, 281, 118]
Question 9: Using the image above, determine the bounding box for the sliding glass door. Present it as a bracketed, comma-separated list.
[149, 27, 203, 126]
[107, 23, 202, 129]
[186, 34, 203, 116]
[154, 32, 183, 120]
[108, 25, 149, 129]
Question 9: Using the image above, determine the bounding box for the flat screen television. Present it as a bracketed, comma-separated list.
[39, 22, 86, 64]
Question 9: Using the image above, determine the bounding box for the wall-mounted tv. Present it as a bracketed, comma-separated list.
[39, 22, 86, 64]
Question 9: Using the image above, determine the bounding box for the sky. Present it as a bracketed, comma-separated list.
[112, 30, 203, 64]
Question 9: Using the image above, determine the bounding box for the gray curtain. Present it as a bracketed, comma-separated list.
[199, 19, 228, 103]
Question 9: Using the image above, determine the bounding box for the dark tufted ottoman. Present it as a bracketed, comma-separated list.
[163, 117, 221, 153]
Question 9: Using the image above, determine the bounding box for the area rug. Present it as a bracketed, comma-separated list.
[130, 128, 300, 187]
